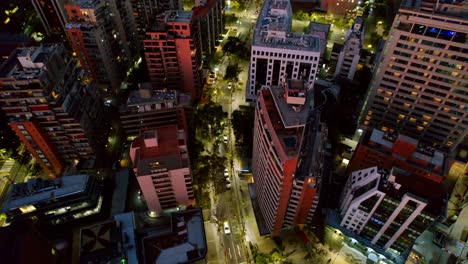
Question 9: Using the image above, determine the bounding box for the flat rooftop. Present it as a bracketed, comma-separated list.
[142, 209, 207, 264]
[253, 0, 320, 52]
[2, 174, 90, 211]
[150, 10, 192, 31]
[0, 44, 63, 80]
[132, 125, 187, 176]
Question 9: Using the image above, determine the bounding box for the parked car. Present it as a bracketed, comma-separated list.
[224, 221, 231, 234]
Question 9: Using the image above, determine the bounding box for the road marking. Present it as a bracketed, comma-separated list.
[237, 245, 241, 256]
[228, 248, 232, 259]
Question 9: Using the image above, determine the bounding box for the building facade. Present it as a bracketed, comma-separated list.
[119, 84, 189, 139]
[252, 80, 327, 235]
[360, 0, 468, 151]
[64, 0, 135, 93]
[346, 128, 447, 183]
[192, 0, 224, 59]
[144, 10, 203, 98]
[247, 0, 321, 102]
[332, 17, 365, 80]
[339, 167, 441, 256]
[129, 125, 194, 214]
[31, 0, 68, 36]
[0, 44, 104, 177]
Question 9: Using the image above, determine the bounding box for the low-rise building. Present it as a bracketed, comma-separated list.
[1, 174, 102, 226]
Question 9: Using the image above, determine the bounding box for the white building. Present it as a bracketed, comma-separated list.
[333, 17, 365, 80]
[246, 0, 321, 102]
[339, 167, 440, 254]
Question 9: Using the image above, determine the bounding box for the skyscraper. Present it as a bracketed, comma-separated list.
[64, 0, 135, 93]
[0, 44, 103, 177]
[360, 0, 468, 151]
[129, 125, 194, 214]
[247, 0, 321, 102]
[252, 79, 327, 235]
[144, 10, 203, 98]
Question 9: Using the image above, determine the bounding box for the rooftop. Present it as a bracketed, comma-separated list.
[0, 43, 64, 81]
[2, 174, 90, 212]
[67, 0, 101, 9]
[253, 0, 320, 52]
[151, 10, 193, 31]
[131, 125, 188, 176]
[401, 0, 468, 18]
[364, 129, 446, 173]
[142, 209, 207, 264]
[260, 81, 315, 158]
[380, 167, 445, 215]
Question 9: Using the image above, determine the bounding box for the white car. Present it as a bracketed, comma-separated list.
[226, 183, 232, 189]
[223, 135, 228, 143]
[224, 221, 231, 234]
[227, 82, 232, 89]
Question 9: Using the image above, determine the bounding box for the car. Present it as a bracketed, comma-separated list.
[224, 221, 231, 234]
[223, 135, 228, 143]
[226, 183, 232, 189]
[225, 177, 230, 183]
[227, 82, 232, 89]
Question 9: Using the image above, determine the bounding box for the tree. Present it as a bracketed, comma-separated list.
[224, 64, 242, 81]
[231, 105, 254, 157]
[224, 13, 238, 26]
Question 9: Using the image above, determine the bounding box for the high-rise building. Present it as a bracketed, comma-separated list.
[0, 44, 104, 177]
[129, 125, 194, 214]
[130, 0, 157, 39]
[31, 0, 68, 36]
[330, 17, 365, 81]
[339, 167, 442, 256]
[64, 0, 136, 93]
[346, 128, 447, 183]
[130, 0, 182, 38]
[360, 0, 468, 151]
[192, 0, 224, 59]
[252, 80, 328, 235]
[144, 10, 203, 98]
[119, 84, 189, 139]
[247, 0, 321, 102]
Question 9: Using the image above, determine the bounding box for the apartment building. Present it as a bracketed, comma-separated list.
[331, 17, 365, 80]
[346, 128, 447, 183]
[360, 0, 468, 151]
[144, 10, 203, 98]
[119, 83, 189, 139]
[192, 0, 224, 58]
[129, 125, 194, 214]
[0, 44, 103, 177]
[252, 79, 328, 235]
[339, 167, 442, 256]
[64, 0, 136, 93]
[31, 0, 68, 36]
[247, 0, 321, 102]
